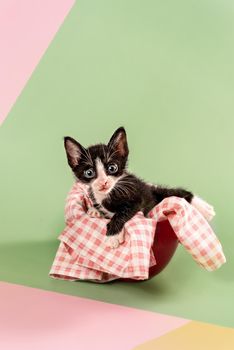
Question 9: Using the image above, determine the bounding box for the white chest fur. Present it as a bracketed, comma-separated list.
[92, 191, 114, 219]
[90, 157, 117, 218]
[94, 190, 108, 204]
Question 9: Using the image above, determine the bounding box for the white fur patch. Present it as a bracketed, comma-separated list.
[90, 158, 123, 218]
[92, 158, 109, 203]
[96, 158, 107, 182]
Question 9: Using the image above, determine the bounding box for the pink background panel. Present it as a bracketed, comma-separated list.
[0, 282, 189, 350]
[0, 0, 75, 125]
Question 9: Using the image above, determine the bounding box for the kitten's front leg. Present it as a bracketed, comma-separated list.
[106, 206, 139, 249]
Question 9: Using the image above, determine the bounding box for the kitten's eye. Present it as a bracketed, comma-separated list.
[84, 168, 95, 179]
[107, 163, 118, 174]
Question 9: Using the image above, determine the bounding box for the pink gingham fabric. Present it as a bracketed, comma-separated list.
[49, 182, 226, 282]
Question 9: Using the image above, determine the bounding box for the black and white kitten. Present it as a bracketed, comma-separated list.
[64, 127, 215, 248]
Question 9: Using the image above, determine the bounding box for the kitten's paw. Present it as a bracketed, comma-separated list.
[191, 196, 216, 221]
[87, 207, 102, 218]
[106, 236, 120, 249]
[106, 231, 125, 249]
[117, 230, 125, 244]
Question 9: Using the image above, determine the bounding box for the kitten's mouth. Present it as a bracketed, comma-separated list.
[99, 185, 110, 192]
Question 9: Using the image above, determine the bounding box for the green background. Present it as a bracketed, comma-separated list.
[0, 0, 233, 327]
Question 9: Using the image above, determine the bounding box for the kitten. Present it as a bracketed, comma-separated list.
[64, 127, 215, 248]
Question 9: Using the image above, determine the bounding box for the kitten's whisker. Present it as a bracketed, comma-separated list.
[115, 187, 128, 198]
[114, 184, 132, 198]
[81, 147, 93, 166]
[87, 148, 93, 164]
[116, 180, 136, 191]
[81, 154, 93, 167]
[118, 181, 135, 188]
[113, 185, 126, 197]
[107, 149, 119, 162]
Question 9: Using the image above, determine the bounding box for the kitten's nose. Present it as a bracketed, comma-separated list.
[100, 180, 108, 190]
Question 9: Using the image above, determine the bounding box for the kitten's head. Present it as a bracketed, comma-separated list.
[64, 127, 129, 195]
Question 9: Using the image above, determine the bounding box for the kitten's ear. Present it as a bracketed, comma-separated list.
[107, 127, 129, 157]
[64, 136, 83, 169]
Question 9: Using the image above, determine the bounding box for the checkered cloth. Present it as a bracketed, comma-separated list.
[49, 182, 226, 282]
